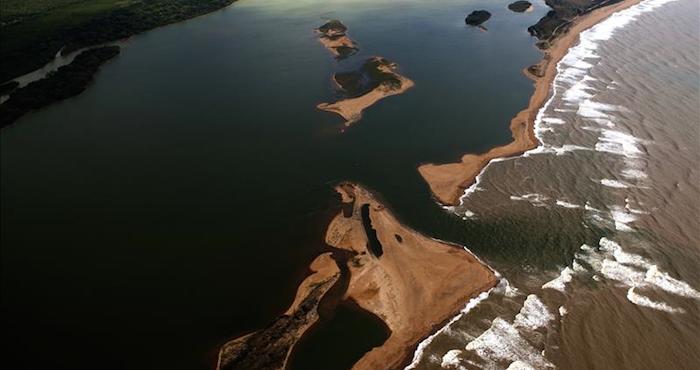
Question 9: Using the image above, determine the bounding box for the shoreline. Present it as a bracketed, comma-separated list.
[317, 59, 415, 126]
[417, 0, 643, 206]
[325, 183, 497, 370]
[215, 182, 497, 370]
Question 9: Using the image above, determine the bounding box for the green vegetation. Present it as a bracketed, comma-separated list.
[0, 46, 120, 127]
[508, 1, 533, 13]
[0, 0, 235, 82]
[334, 58, 402, 98]
[528, 0, 621, 48]
[464, 10, 492, 26]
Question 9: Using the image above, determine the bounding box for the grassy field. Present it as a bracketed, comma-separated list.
[0, 0, 234, 82]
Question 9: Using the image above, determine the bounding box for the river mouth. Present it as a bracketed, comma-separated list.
[1, 0, 550, 369]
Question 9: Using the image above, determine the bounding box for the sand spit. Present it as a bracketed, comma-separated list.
[326, 183, 497, 370]
[418, 0, 641, 206]
[215, 253, 340, 370]
[216, 183, 496, 370]
[316, 19, 359, 59]
[317, 57, 414, 126]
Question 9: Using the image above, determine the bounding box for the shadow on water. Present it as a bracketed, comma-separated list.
[288, 244, 389, 370]
[288, 299, 389, 370]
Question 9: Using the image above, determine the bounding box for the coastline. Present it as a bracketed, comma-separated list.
[216, 182, 497, 370]
[418, 0, 643, 206]
[324, 183, 497, 370]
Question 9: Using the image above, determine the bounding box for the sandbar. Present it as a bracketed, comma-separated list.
[325, 183, 497, 369]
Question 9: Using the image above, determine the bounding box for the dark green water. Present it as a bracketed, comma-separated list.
[1, 0, 550, 369]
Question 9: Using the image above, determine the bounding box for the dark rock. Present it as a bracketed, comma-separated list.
[508, 1, 532, 12]
[527, 0, 622, 47]
[318, 19, 347, 35]
[465, 10, 491, 26]
[333, 57, 402, 97]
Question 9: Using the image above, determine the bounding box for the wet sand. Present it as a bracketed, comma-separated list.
[317, 60, 414, 126]
[326, 183, 498, 370]
[418, 0, 642, 206]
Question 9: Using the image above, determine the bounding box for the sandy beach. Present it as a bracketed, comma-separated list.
[418, 0, 642, 206]
[325, 183, 498, 370]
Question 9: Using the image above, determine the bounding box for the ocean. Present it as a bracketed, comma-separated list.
[407, 0, 700, 368]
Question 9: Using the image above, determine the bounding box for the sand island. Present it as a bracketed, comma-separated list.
[418, 0, 642, 206]
[316, 20, 359, 59]
[216, 182, 497, 370]
[317, 57, 414, 126]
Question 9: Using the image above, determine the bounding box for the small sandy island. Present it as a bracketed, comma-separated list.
[216, 182, 497, 370]
[215, 253, 340, 370]
[325, 183, 497, 369]
[317, 57, 414, 126]
[316, 19, 359, 59]
[419, 0, 642, 206]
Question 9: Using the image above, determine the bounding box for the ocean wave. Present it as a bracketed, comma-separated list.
[405, 287, 495, 370]
[627, 287, 686, 314]
[513, 295, 555, 331]
[542, 266, 575, 293]
[555, 200, 581, 209]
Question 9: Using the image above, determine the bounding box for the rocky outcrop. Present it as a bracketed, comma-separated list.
[528, 0, 622, 48]
[316, 19, 359, 59]
[465, 10, 492, 26]
[508, 1, 533, 12]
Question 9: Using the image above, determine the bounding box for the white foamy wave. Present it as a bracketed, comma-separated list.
[621, 168, 648, 179]
[464, 318, 554, 369]
[627, 287, 686, 314]
[506, 360, 537, 370]
[644, 265, 700, 300]
[601, 259, 646, 286]
[595, 129, 644, 157]
[598, 178, 628, 188]
[577, 100, 620, 121]
[555, 200, 581, 209]
[514, 295, 555, 331]
[441, 350, 466, 369]
[541, 117, 566, 125]
[542, 267, 575, 293]
[570, 237, 699, 313]
[510, 193, 549, 207]
[405, 288, 495, 369]
[610, 206, 637, 232]
[563, 75, 596, 103]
